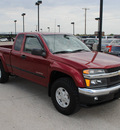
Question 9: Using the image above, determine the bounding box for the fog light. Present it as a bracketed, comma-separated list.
[94, 97, 98, 101]
[91, 79, 102, 85]
[91, 80, 97, 85]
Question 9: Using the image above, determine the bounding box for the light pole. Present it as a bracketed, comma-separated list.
[57, 25, 60, 33]
[95, 17, 100, 32]
[98, 0, 103, 52]
[35, 0, 42, 32]
[14, 20, 17, 35]
[47, 27, 50, 32]
[21, 13, 26, 32]
[71, 22, 75, 35]
[82, 8, 90, 35]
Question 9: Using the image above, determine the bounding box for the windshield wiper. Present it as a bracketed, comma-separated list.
[53, 49, 90, 54]
[72, 49, 90, 53]
[53, 51, 72, 54]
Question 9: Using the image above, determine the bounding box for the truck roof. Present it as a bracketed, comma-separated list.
[17, 32, 71, 35]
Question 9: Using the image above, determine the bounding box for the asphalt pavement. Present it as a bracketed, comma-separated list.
[0, 77, 120, 130]
[0, 41, 120, 130]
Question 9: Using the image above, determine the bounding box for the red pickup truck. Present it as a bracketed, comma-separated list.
[0, 32, 120, 115]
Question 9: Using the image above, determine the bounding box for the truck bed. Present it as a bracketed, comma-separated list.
[0, 44, 13, 49]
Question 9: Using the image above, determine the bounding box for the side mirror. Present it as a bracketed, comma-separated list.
[31, 48, 46, 58]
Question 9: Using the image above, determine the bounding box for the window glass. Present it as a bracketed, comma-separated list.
[111, 46, 120, 52]
[24, 36, 42, 54]
[42, 34, 90, 53]
[14, 34, 24, 51]
[86, 39, 94, 44]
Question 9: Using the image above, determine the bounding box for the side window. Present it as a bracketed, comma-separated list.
[14, 34, 24, 51]
[24, 36, 42, 54]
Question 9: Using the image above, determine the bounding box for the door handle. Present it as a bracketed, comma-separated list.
[21, 55, 26, 59]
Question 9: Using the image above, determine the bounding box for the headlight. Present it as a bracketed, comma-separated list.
[83, 69, 105, 75]
[83, 69, 107, 88]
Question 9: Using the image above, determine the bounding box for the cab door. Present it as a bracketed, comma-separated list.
[19, 35, 49, 87]
[11, 34, 50, 87]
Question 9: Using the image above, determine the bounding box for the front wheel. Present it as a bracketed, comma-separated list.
[0, 62, 9, 83]
[51, 77, 79, 115]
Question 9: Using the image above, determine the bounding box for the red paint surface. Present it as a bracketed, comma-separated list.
[0, 32, 120, 88]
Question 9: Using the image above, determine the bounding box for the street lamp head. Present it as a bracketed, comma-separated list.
[57, 25, 60, 27]
[71, 22, 74, 25]
[38, 0, 42, 4]
[35, 0, 42, 5]
[35, 2, 39, 5]
[82, 8, 90, 10]
[95, 17, 100, 20]
[21, 13, 26, 16]
[14, 20, 17, 22]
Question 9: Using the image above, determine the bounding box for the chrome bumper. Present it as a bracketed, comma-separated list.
[78, 84, 120, 96]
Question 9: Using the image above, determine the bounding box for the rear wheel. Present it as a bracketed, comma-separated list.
[0, 62, 9, 83]
[51, 77, 79, 115]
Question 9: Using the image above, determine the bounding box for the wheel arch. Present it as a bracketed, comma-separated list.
[0, 56, 9, 73]
[0, 56, 8, 72]
[48, 70, 77, 97]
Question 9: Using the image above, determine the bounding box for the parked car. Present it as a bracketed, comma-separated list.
[106, 45, 120, 57]
[93, 39, 120, 51]
[84, 38, 98, 50]
[102, 39, 120, 45]
[0, 38, 8, 42]
[102, 36, 114, 39]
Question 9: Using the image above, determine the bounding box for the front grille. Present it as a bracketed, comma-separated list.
[107, 76, 120, 86]
[107, 67, 120, 73]
[106, 67, 120, 87]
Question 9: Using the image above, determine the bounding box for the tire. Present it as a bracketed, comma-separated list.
[0, 62, 9, 83]
[51, 77, 79, 115]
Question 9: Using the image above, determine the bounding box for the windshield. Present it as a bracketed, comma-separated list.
[42, 34, 90, 54]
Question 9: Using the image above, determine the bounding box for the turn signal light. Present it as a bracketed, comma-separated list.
[83, 70, 90, 74]
[85, 79, 90, 87]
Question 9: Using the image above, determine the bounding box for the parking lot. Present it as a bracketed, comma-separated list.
[0, 76, 120, 130]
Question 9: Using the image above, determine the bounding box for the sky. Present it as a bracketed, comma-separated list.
[0, 0, 120, 35]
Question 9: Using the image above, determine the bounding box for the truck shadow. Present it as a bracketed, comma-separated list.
[7, 76, 120, 119]
[8, 76, 52, 105]
[73, 98, 120, 119]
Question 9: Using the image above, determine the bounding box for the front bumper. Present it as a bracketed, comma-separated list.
[78, 84, 120, 104]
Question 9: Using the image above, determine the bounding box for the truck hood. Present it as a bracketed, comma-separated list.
[54, 51, 120, 69]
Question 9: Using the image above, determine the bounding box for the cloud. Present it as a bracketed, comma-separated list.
[0, 0, 120, 34]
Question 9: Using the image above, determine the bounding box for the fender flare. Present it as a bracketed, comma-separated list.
[49, 61, 85, 88]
